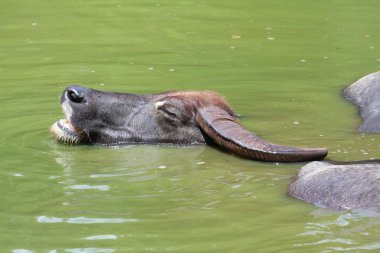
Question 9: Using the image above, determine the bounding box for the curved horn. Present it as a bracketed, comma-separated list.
[196, 106, 328, 162]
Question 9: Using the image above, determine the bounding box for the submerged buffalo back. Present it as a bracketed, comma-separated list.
[289, 161, 380, 211]
[344, 71, 380, 132]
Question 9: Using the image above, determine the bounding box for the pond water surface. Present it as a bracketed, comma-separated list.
[1, 0, 380, 252]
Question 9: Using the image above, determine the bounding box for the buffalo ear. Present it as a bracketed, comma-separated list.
[195, 106, 328, 162]
[155, 98, 192, 124]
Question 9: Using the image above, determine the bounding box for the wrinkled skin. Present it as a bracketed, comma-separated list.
[50, 86, 328, 163]
[289, 161, 380, 211]
[344, 71, 380, 132]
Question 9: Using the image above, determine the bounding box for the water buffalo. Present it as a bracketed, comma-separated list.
[50, 85, 328, 162]
[344, 70, 380, 132]
[289, 71, 380, 211]
[288, 161, 380, 211]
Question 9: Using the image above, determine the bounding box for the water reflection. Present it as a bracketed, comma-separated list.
[51, 143, 209, 200]
[51, 143, 207, 175]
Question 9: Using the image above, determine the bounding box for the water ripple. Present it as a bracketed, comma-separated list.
[325, 242, 380, 252]
[294, 238, 355, 247]
[64, 184, 110, 191]
[296, 210, 380, 252]
[13, 249, 116, 253]
[84, 235, 118, 240]
[64, 248, 114, 253]
[36, 216, 140, 224]
[89, 171, 146, 178]
[13, 250, 34, 253]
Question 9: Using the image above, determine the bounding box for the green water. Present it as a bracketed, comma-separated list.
[1, 0, 380, 252]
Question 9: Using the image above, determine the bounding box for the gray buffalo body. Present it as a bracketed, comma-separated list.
[344, 71, 380, 132]
[289, 161, 380, 211]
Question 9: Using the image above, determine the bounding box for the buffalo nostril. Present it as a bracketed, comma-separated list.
[67, 89, 84, 103]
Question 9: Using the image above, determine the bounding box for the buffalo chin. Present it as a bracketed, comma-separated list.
[50, 119, 88, 144]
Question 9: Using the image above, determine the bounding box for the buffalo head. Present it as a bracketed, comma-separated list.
[50, 86, 328, 162]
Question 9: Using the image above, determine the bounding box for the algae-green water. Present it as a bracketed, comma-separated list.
[1, 0, 380, 252]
